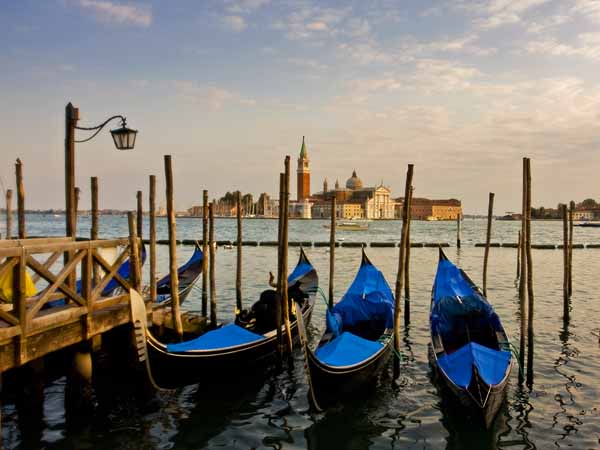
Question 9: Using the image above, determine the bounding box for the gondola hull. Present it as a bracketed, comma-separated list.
[306, 331, 392, 403]
[428, 344, 508, 428]
[146, 300, 314, 387]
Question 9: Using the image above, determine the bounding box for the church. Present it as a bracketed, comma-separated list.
[290, 137, 397, 219]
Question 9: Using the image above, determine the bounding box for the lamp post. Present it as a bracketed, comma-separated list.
[65, 102, 138, 237]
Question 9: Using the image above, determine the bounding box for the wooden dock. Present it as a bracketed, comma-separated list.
[0, 236, 147, 373]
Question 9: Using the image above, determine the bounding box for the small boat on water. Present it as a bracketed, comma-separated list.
[324, 220, 369, 231]
[155, 243, 203, 305]
[429, 249, 512, 428]
[297, 249, 394, 407]
[575, 222, 600, 228]
[131, 248, 318, 387]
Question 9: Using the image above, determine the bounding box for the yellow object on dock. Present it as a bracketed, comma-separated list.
[0, 269, 37, 302]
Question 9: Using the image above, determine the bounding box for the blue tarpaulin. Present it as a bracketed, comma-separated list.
[166, 324, 265, 352]
[437, 342, 511, 388]
[330, 259, 394, 329]
[315, 331, 383, 367]
[288, 261, 313, 286]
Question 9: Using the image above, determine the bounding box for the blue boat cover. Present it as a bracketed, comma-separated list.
[431, 258, 497, 338]
[315, 331, 383, 367]
[330, 260, 395, 329]
[438, 342, 511, 388]
[156, 247, 203, 302]
[288, 261, 313, 286]
[166, 323, 265, 352]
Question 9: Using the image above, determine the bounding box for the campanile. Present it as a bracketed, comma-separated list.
[297, 136, 310, 201]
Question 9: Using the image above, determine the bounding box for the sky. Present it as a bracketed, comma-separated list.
[1, 0, 600, 214]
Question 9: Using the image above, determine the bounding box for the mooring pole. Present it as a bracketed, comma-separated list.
[282, 156, 293, 353]
[164, 155, 183, 338]
[394, 164, 413, 378]
[127, 212, 141, 292]
[483, 192, 495, 297]
[516, 230, 521, 281]
[568, 200, 574, 298]
[562, 204, 569, 319]
[15, 159, 26, 239]
[236, 191, 242, 317]
[5, 189, 12, 240]
[65, 103, 79, 239]
[209, 202, 217, 327]
[74, 186, 80, 236]
[91, 177, 99, 285]
[456, 211, 461, 249]
[275, 173, 284, 359]
[328, 196, 336, 309]
[149, 175, 157, 304]
[518, 158, 527, 385]
[137, 190, 143, 241]
[404, 184, 413, 323]
[202, 190, 208, 317]
[525, 158, 535, 387]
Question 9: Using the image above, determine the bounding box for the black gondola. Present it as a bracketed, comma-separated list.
[299, 249, 394, 407]
[131, 248, 317, 387]
[155, 243, 203, 305]
[429, 249, 512, 428]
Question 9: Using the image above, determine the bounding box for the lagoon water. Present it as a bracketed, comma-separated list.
[2, 214, 600, 449]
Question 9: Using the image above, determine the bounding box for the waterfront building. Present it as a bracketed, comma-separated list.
[311, 170, 396, 219]
[396, 197, 462, 220]
[297, 136, 310, 201]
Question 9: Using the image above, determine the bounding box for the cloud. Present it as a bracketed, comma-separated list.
[174, 81, 255, 110]
[572, 0, 600, 23]
[526, 13, 570, 33]
[76, 0, 152, 27]
[225, 0, 270, 14]
[457, 0, 552, 29]
[222, 14, 247, 31]
[525, 32, 600, 61]
[273, 5, 351, 41]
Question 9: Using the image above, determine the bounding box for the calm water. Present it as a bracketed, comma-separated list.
[2, 215, 600, 450]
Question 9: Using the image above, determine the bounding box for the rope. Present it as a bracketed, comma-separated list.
[316, 287, 331, 310]
[508, 342, 525, 380]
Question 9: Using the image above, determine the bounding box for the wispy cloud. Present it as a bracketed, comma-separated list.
[526, 32, 600, 61]
[174, 81, 255, 110]
[573, 0, 600, 23]
[222, 15, 247, 31]
[76, 0, 152, 27]
[457, 0, 552, 29]
[225, 0, 270, 14]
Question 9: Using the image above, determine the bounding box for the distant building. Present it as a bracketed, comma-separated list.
[396, 197, 462, 220]
[297, 136, 310, 201]
[311, 170, 396, 219]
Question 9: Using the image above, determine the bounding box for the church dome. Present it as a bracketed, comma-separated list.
[346, 170, 363, 190]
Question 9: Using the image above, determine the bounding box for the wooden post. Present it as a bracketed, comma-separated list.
[201, 190, 208, 317]
[328, 196, 336, 309]
[5, 189, 12, 240]
[65, 103, 79, 239]
[127, 212, 141, 292]
[91, 177, 99, 285]
[568, 200, 574, 298]
[525, 158, 535, 386]
[456, 211, 461, 249]
[483, 192, 495, 297]
[236, 191, 242, 316]
[394, 164, 413, 375]
[404, 184, 413, 323]
[209, 202, 217, 327]
[74, 186, 81, 234]
[275, 174, 284, 357]
[164, 155, 183, 338]
[562, 204, 569, 319]
[149, 175, 157, 303]
[516, 230, 521, 280]
[137, 190, 143, 241]
[281, 156, 293, 353]
[15, 159, 26, 239]
[518, 158, 527, 384]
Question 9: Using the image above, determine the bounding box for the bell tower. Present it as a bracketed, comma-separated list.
[297, 136, 310, 201]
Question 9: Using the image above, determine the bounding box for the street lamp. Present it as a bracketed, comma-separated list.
[65, 102, 138, 237]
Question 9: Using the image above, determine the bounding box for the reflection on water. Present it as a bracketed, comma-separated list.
[2, 216, 600, 449]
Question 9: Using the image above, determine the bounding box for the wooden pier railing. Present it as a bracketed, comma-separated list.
[0, 236, 142, 372]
